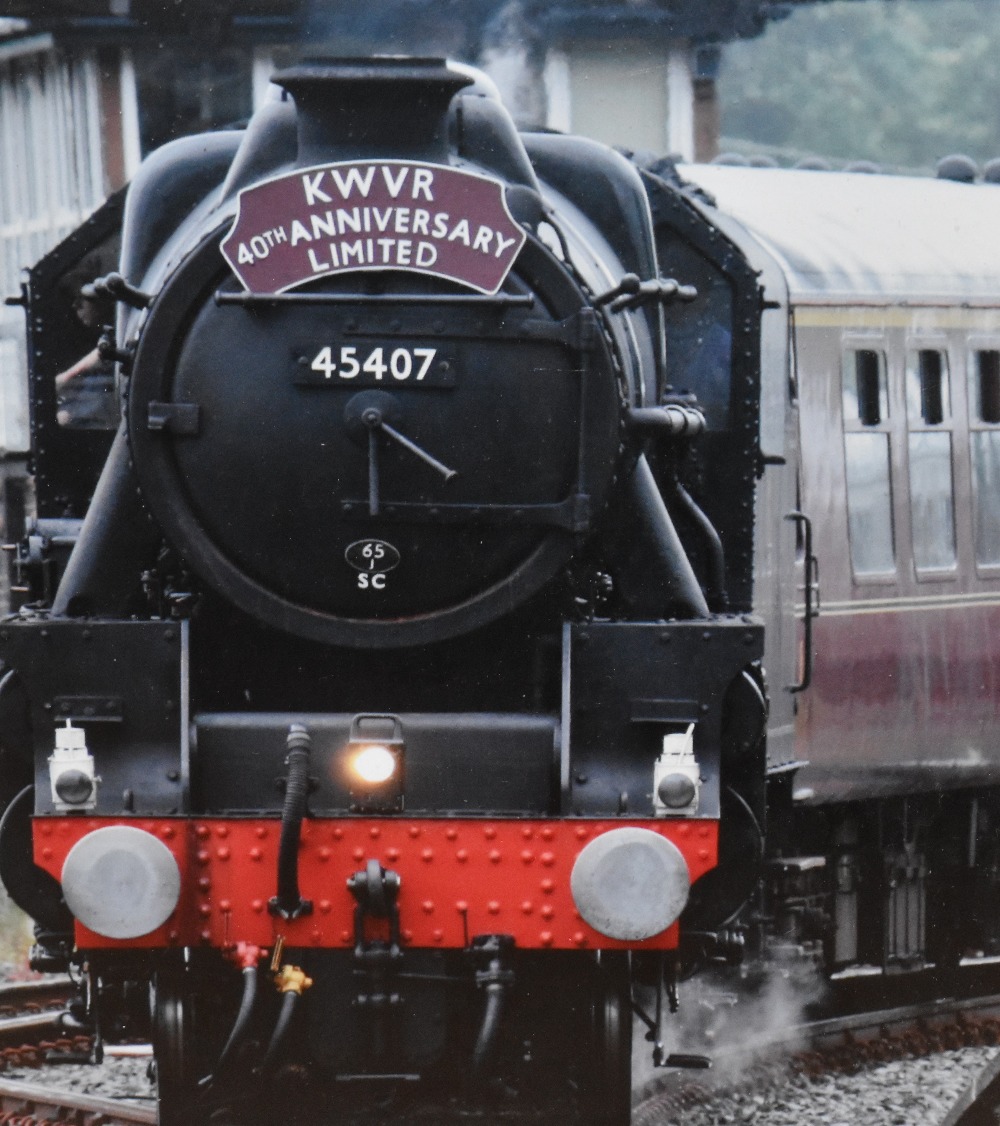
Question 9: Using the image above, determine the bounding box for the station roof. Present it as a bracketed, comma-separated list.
[680, 163, 1000, 307]
[0, 0, 876, 45]
[0, 1, 299, 39]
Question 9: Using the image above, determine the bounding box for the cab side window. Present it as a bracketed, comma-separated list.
[906, 348, 956, 573]
[843, 348, 896, 576]
[969, 349, 1000, 567]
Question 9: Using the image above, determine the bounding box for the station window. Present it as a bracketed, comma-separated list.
[970, 349, 1000, 566]
[842, 348, 895, 576]
[132, 48, 253, 154]
[906, 348, 956, 573]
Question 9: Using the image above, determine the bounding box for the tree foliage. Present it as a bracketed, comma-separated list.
[719, 0, 1000, 170]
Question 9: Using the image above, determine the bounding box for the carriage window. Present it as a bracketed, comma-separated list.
[906, 349, 950, 424]
[909, 432, 957, 571]
[973, 350, 1000, 424]
[844, 433, 895, 575]
[970, 350, 1000, 567]
[843, 347, 895, 577]
[971, 433, 1000, 566]
[905, 347, 956, 574]
[843, 349, 887, 426]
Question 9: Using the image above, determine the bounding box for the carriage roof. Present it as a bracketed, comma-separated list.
[679, 164, 1000, 307]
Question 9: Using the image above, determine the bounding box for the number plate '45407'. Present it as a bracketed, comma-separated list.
[293, 343, 456, 387]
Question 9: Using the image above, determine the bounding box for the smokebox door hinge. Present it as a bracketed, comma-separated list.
[147, 402, 201, 436]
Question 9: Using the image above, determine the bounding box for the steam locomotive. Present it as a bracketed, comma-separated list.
[0, 59, 774, 1124]
[10, 46, 1000, 1124]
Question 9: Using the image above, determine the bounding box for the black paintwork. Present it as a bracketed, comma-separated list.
[23, 190, 124, 519]
[640, 165, 764, 613]
[0, 620, 186, 816]
[193, 712, 558, 815]
[568, 619, 764, 819]
[120, 131, 244, 293]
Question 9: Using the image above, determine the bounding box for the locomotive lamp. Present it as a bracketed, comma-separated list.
[48, 720, 98, 812]
[653, 724, 700, 816]
[345, 714, 405, 812]
[353, 744, 397, 785]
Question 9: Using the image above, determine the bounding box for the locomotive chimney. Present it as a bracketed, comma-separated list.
[273, 58, 473, 166]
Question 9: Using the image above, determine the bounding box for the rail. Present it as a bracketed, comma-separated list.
[0, 1076, 155, 1126]
[943, 1050, 1000, 1125]
[634, 988, 1000, 1124]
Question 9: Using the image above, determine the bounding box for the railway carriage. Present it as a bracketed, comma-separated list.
[681, 163, 1000, 972]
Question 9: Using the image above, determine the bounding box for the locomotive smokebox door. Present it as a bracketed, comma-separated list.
[127, 67, 626, 649]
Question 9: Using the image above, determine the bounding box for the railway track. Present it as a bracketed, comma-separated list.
[0, 977, 91, 1067]
[0, 1075, 154, 1126]
[634, 988, 1000, 1126]
[0, 978, 73, 1017]
[0, 977, 155, 1126]
[7, 970, 1000, 1126]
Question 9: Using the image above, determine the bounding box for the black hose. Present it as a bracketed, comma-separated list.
[261, 990, 299, 1073]
[472, 981, 507, 1075]
[270, 725, 312, 920]
[204, 965, 258, 1085]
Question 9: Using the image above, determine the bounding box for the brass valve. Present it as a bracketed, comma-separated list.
[274, 964, 313, 995]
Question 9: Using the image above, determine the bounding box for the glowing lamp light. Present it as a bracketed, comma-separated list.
[345, 715, 405, 813]
[351, 743, 398, 785]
